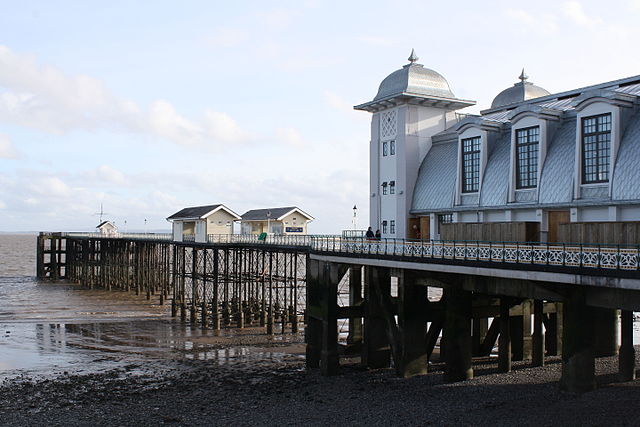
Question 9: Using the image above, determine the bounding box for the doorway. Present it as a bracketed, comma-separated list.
[548, 211, 570, 243]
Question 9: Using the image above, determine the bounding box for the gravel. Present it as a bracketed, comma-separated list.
[1, 339, 639, 426]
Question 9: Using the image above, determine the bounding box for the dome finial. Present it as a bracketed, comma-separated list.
[408, 48, 419, 64]
[519, 68, 529, 83]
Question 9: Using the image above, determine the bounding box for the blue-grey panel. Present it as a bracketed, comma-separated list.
[615, 83, 640, 96]
[411, 142, 457, 212]
[539, 120, 576, 204]
[479, 132, 510, 207]
[612, 111, 640, 200]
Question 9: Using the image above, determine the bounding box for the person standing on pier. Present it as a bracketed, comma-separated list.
[365, 227, 374, 240]
[375, 229, 381, 240]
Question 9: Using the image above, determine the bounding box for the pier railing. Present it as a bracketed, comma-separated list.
[311, 237, 640, 271]
[59, 232, 640, 271]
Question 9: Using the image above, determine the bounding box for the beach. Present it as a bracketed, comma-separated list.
[1, 234, 640, 426]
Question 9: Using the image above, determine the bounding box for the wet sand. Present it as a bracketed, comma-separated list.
[1, 337, 640, 426]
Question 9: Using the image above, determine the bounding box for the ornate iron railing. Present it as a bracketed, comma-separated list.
[61, 232, 640, 271]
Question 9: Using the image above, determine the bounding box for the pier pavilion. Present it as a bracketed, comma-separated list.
[36, 52, 640, 394]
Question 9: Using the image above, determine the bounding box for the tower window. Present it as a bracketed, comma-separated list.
[462, 136, 481, 193]
[382, 220, 388, 234]
[382, 182, 388, 195]
[515, 126, 539, 189]
[382, 141, 388, 156]
[390, 220, 395, 234]
[389, 181, 395, 194]
[390, 140, 396, 155]
[582, 113, 611, 184]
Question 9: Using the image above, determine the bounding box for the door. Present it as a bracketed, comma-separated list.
[408, 218, 420, 239]
[548, 211, 570, 243]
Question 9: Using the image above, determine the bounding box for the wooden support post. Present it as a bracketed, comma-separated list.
[545, 303, 563, 356]
[305, 258, 322, 369]
[498, 297, 512, 373]
[472, 317, 488, 357]
[619, 310, 636, 381]
[532, 299, 545, 367]
[319, 261, 340, 376]
[560, 292, 596, 393]
[397, 270, 429, 378]
[346, 266, 363, 351]
[444, 287, 473, 382]
[362, 266, 391, 369]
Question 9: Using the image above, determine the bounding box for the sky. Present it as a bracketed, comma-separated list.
[1, 0, 640, 233]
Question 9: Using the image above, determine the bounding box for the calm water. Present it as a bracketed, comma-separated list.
[0, 234, 302, 379]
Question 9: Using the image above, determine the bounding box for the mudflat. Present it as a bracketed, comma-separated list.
[1, 330, 639, 427]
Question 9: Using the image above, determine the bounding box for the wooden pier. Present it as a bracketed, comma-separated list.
[37, 232, 640, 392]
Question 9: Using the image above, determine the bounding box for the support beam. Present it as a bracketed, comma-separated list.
[444, 287, 473, 382]
[498, 297, 512, 373]
[560, 292, 596, 393]
[532, 299, 545, 367]
[397, 270, 429, 378]
[592, 307, 618, 357]
[619, 310, 636, 381]
[362, 266, 391, 369]
[346, 266, 363, 352]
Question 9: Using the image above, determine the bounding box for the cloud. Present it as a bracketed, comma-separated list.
[324, 90, 354, 115]
[0, 133, 18, 158]
[276, 127, 305, 147]
[0, 45, 251, 147]
[206, 27, 250, 48]
[84, 165, 128, 186]
[504, 9, 558, 34]
[562, 1, 602, 27]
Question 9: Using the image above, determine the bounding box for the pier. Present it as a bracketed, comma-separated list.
[37, 232, 640, 392]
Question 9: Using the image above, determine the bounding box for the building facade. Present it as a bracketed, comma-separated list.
[357, 51, 640, 243]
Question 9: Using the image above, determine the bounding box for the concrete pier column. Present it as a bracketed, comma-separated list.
[619, 310, 636, 381]
[532, 299, 545, 367]
[545, 303, 563, 356]
[593, 307, 619, 357]
[560, 293, 596, 393]
[362, 266, 391, 369]
[499, 297, 512, 373]
[397, 270, 429, 378]
[444, 287, 473, 382]
[347, 266, 363, 350]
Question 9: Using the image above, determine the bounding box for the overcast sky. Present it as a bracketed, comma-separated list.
[1, 0, 640, 233]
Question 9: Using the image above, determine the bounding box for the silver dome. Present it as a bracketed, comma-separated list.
[373, 50, 456, 101]
[491, 70, 550, 109]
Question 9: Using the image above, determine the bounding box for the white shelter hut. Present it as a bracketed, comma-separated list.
[96, 220, 118, 237]
[167, 204, 241, 243]
[240, 207, 314, 235]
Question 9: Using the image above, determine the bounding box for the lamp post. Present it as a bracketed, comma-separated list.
[352, 205, 357, 230]
[266, 211, 271, 234]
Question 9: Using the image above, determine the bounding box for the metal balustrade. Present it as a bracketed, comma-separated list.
[60, 232, 640, 272]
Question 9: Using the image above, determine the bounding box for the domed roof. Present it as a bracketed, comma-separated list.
[491, 70, 550, 109]
[373, 49, 457, 101]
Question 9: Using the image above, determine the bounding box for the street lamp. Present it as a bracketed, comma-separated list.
[266, 211, 271, 234]
[352, 205, 357, 230]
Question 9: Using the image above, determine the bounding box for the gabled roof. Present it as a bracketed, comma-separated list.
[96, 220, 116, 229]
[167, 204, 241, 221]
[241, 206, 314, 221]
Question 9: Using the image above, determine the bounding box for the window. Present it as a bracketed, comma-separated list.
[462, 136, 481, 193]
[438, 213, 453, 224]
[390, 220, 395, 234]
[382, 182, 388, 195]
[582, 113, 611, 184]
[389, 181, 395, 194]
[390, 140, 396, 155]
[515, 126, 539, 189]
[382, 141, 388, 156]
[382, 220, 388, 234]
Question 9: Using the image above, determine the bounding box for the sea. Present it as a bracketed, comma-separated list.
[0, 234, 302, 380]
